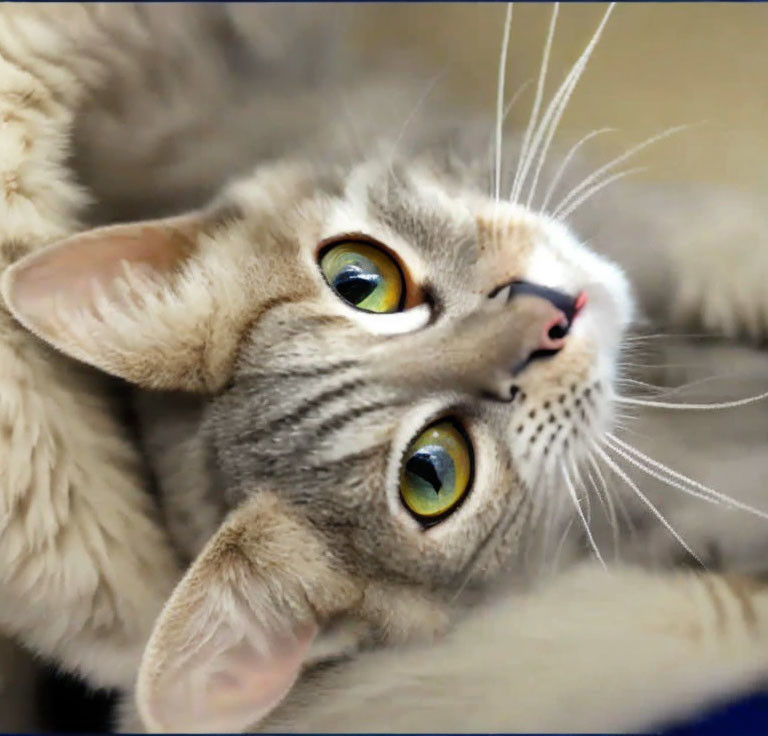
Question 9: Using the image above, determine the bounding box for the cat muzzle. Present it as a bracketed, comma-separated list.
[376, 284, 583, 402]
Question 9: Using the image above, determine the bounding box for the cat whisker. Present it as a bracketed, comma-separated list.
[593, 441, 703, 566]
[503, 78, 535, 122]
[551, 515, 575, 574]
[494, 3, 514, 204]
[511, 3, 615, 204]
[330, 88, 365, 162]
[554, 166, 646, 221]
[606, 433, 768, 521]
[539, 126, 616, 213]
[615, 360, 708, 371]
[622, 331, 716, 342]
[387, 70, 447, 185]
[587, 454, 625, 552]
[562, 461, 605, 567]
[615, 389, 768, 411]
[604, 435, 721, 507]
[552, 123, 693, 218]
[511, 1, 559, 206]
[586, 459, 619, 556]
[486, 78, 535, 198]
[568, 450, 592, 524]
[618, 374, 762, 400]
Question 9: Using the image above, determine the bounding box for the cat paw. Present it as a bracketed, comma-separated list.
[669, 191, 768, 343]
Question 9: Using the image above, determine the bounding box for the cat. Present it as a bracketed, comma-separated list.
[2, 3, 768, 732]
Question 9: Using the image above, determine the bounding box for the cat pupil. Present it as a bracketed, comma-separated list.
[334, 266, 379, 305]
[406, 451, 443, 494]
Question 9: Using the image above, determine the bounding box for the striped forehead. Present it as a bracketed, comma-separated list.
[365, 168, 478, 270]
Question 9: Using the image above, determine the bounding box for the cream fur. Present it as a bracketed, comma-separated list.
[0, 4, 179, 690]
[259, 563, 768, 733]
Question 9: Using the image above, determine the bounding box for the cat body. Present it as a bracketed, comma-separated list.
[1, 4, 768, 733]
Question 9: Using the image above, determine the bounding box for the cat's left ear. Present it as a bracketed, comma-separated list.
[1, 212, 250, 391]
[136, 493, 359, 733]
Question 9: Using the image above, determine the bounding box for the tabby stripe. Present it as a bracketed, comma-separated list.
[239, 377, 367, 445]
[699, 575, 726, 634]
[722, 575, 759, 632]
[311, 399, 407, 441]
[240, 360, 358, 383]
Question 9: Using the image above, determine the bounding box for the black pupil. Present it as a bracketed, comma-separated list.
[405, 451, 442, 494]
[333, 266, 379, 305]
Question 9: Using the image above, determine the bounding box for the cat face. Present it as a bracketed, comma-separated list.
[2, 152, 633, 731]
[206, 157, 632, 585]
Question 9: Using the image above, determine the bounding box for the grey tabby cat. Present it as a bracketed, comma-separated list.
[2, 3, 768, 732]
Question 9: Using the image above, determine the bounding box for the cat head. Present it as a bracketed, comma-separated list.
[2, 153, 633, 731]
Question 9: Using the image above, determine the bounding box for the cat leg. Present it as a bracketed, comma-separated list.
[0, 5, 179, 688]
[582, 183, 768, 343]
[260, 564, 768, 733]
[661, 188, 768, 343]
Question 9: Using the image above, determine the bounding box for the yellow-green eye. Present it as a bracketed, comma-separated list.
[319, 241, 404, 313]
[400, 420, 473, 521]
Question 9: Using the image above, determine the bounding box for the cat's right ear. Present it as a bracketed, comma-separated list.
[135, 492, 359, 733]
[1, 211, 250, 391]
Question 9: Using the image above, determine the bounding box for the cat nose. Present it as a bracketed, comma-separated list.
[491, 280, 587, 364]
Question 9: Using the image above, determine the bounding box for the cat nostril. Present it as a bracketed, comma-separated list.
[547, 319, 569, 341]
[540, 311, 569, 351]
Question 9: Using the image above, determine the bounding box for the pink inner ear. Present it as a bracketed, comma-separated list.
[145, 622, 317, 734]
[5, 222, 193, 325]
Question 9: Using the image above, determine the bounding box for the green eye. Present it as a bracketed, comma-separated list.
[319, 241, 404, 313]
[400, 420, 473, 521]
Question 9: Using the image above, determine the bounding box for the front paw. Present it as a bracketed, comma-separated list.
[669, 191, 768, 343]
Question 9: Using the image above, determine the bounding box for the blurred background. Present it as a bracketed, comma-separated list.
[347, 2, 768, 192]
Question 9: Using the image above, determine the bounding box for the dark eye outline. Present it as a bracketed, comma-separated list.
[399, 417, 475, 529]
[316, 234, 419, 313]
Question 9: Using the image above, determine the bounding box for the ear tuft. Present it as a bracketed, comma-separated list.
[1, 213, 241, 391]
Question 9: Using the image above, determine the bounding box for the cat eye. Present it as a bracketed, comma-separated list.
[400, 420, 473, 523]
[319, 240, 405, 314]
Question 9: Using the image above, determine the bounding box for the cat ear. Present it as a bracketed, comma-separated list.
[136, 494, 352, 733]
[1, 211, 246, 391]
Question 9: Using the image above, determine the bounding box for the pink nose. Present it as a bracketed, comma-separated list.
[537, 291, 587, 352]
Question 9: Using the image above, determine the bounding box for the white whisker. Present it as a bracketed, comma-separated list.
[594, 442, 703, 565]
[552, 516, 576, 573]
[616, 389, 768, 411]
[494, 3, 514, 203]
[552, 124, 691, 217]
[555, 166, 646, 221]
[388, 71, 446, 181]
[539, 127, 616, 212]
[512, 2, 615, 203]
[562, 463, 605, 566]
[606, 433, 768, 521]
[590, 453, 635, 544]
[503, 78, 534, 122]
[621, 374, 758, 399]
[511, 2, 559, 204]
[604, 436, 721, 507]
[568, 451, 592, 523]
[587, 461, 619, 555]
[487, 78, 534, 197]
